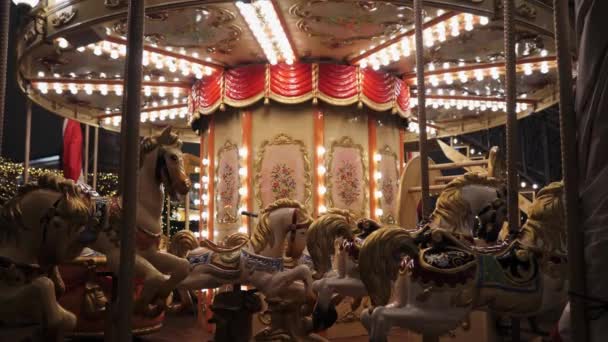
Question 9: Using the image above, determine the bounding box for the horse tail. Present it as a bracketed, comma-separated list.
[359, 227, 419, 306]
[168, 230, 199, 258]
[222, 232, 250, 250]
[306, 213, 355, 276]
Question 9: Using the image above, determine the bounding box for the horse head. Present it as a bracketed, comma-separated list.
[141, 126, 191, 199]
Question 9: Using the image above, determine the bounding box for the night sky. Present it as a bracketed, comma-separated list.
[2, 4, 198, 173]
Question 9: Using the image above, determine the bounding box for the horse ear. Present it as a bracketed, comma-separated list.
[160, 126, 173, 139]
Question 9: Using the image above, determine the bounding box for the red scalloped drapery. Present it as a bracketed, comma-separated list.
[190, 62, 410, 116]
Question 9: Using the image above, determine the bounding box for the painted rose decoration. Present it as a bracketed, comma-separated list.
[219, 164, 236, 206]
[336, 160, 361, 206]
[270, 163, 297, 200]
[381, 177, 394, 205]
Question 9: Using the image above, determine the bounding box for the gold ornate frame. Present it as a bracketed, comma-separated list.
[254, 133, 312, 210]
[325, 136, 369, 218]
[216, 140, 240, 224]
[378, 144, 399, 224]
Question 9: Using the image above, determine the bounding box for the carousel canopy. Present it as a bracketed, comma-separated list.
[15, 0, 560, 142]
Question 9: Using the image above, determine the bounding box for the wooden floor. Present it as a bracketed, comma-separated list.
[127, 314, 410, 342]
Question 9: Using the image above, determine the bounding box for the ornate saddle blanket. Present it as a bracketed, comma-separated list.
[340, 237, 364, 262]
[405, 247, 477, 287]
[187, 249, 242, 274]
[476, 244, 539, 293]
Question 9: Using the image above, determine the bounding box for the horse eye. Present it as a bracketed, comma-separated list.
[170, 155, 178, 162]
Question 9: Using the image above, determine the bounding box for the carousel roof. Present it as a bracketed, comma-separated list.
[16, 0, 560, 142]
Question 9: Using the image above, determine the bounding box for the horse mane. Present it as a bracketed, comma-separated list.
[251, 198, 312, 254]
[139, 128, 182, 168]
[306, 213, 356, 275]
[519, 181, 565, 255]
[359, 227, 419, 306]
[0, 173, 91, 241]
[430, 172, 504, 230]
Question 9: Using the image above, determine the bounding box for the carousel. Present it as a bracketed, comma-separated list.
[0, 0, 601, 341]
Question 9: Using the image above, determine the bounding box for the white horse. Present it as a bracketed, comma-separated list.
[171, 198, 315, 301]
[359, 182, 567, 341]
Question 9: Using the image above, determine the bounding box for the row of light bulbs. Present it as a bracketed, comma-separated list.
[410, 97, 530, 113]
[236, 0, 295, 65]
[372, 153, 384, 218]
[59, 38, 217, 79]
[102, 107, 189, 126]
[358, 11, 489, 70]
[33, 80, 187, 98]
[412, 56, 555, 87]
[407, 121, 438, 136]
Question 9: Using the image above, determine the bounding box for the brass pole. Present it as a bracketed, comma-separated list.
[114, 0, 145, 340]
[503, 0, 520, 234]
[93, 126, 99, 190]
[413, 0, 430, 218]
[503, 1, 521, 341]
[553, 0, 588, 340]
[185, 192, 190, 231]
[0, 0, 9, 156]
[84, 124, 89, 184]
[23, 99, 31, 183]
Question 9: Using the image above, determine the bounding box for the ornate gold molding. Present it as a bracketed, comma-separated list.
[377, 145, 399, 224]
[254, 134, 312, 210]
[326, 136, 368, 218]
[217, 140, 240, 224]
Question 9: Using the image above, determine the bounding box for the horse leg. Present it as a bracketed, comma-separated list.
[369, 306, 391, 342]
[138, 248, 190, 300]
[27, 277, 77, 341]
[262, 265, 314, 300]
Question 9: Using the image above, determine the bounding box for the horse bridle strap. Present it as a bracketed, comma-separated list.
[155, 148, 174, 188]
[40, 198, 62, 245]
[287, 209, 308, 241]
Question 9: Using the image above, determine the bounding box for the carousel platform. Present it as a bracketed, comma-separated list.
[66, 314, 410, 342]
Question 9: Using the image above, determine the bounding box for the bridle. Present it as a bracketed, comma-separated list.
[39, 198, 62, 248]
[287, 209, 309, 242]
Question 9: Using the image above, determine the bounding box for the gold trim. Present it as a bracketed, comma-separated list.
[254, 134, 312, 211]
[325, 136, 369, 218]
[224, 92, 265, 108]
[316, 93, 359, 106]
[217, 140, 240, 224]
[361, 94, 393, 112]
[378, 145, 399, 224]
[269, 92, 313, 104]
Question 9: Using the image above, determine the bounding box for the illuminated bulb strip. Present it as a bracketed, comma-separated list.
[408, 58, 557, 87]
[101, 105, 189, 125]
[373, 153, 383, 218]
[410, 96, 531, 113]
[356, 12, 490, 68]
[236, 1, 295, 65]
[83, 40, 217, 77]
[31, 79, 188, 97]
[239, 143, 251, 234]
[406, 121, 438, 136]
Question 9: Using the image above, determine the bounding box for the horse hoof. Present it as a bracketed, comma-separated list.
[312, 302, 338, 332]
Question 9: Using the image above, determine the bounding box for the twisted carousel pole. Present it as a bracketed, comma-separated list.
[503, 1, 522, 340]
[0, 0, 10, 156]
[414, 1, 434, 341]
[553, 0, 588, 339]
[413, 0, 430, 219]
[114, 0, 145, 340]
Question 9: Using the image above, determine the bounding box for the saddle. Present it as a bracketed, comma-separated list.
[187, 249, 242, 274]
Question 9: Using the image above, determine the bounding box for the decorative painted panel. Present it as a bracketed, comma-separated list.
[378, 145, 399, 224]
[216, 141, 239, 224]
[326, 136, 368, 217]
[255, 134, 312, 209]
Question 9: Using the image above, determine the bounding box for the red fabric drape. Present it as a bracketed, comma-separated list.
[62, 119, 82, 181]
[189, 62, 410, 115]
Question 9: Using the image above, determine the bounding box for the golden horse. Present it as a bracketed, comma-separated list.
[0, 174, 94, 341]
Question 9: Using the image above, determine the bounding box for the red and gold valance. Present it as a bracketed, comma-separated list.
[189, 62, 410, 117]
